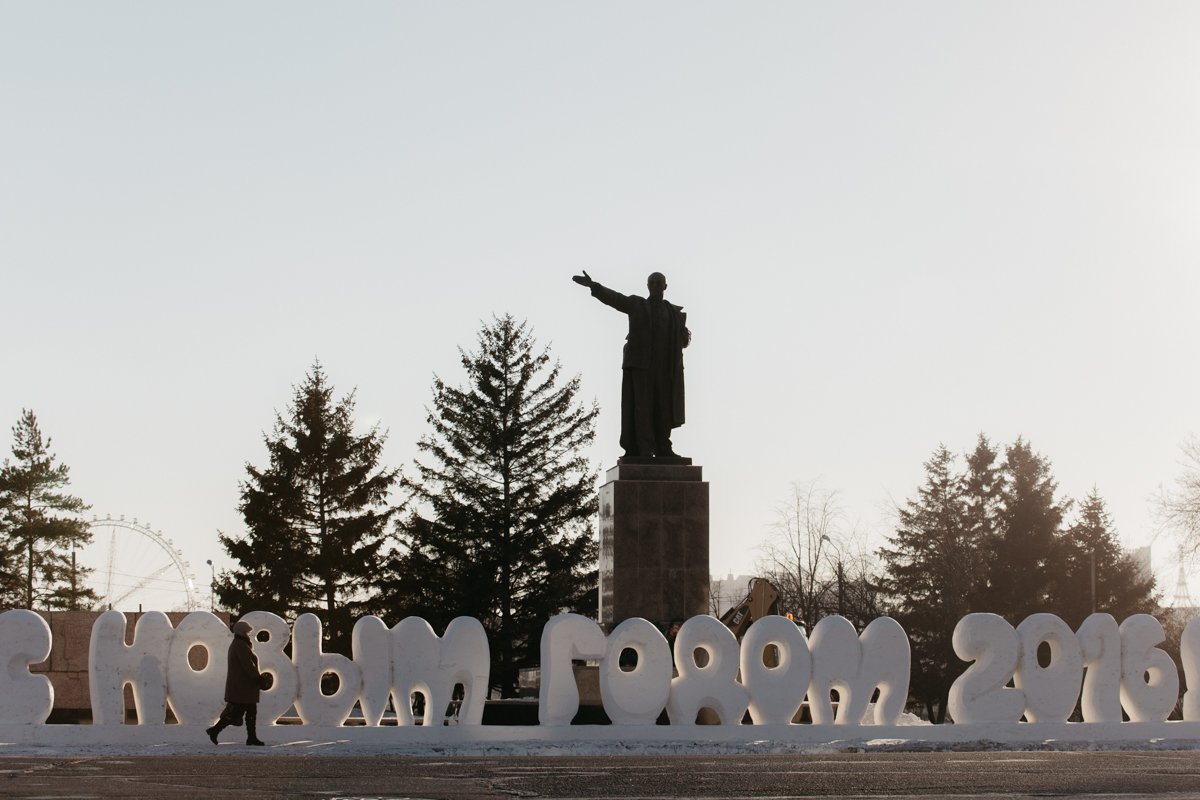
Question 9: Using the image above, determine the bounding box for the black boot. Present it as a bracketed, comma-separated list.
[205, 721, 227, 745]
[246, 721, 264, 746]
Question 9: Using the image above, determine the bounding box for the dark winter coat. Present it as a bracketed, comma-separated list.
[224, 632, 262, 704]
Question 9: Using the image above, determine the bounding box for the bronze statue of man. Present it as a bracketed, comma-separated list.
[573, 270, 691, 461]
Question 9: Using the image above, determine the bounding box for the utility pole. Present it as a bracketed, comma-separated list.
[70, 549, 78, 610]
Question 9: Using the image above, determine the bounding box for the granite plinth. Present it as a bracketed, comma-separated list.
[598, 462, 709, 627]
[616, 455, 693, 466]
[605, 463, 703, 483]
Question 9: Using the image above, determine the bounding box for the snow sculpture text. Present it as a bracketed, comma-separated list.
[89, 610, 174, 725]
[601, 618, 673, 725]
[948, 611, 1192, 724]
[82, 610, 488, 727]
[740, 614, 810, 724]
[667, 615, 749, 725]
[808, 615, 910, 725]
[0, 608, 1195, 733]
[0, 610, 54, 724]
[538, 612, 907, 727]
[354, 614, 489, 727]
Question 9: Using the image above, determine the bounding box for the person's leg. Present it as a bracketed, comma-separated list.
[205, 703, 237, 744]
[246, 703, 264, 746]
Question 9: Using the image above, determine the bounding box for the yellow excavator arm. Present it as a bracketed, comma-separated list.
[719, 577, 780, 637]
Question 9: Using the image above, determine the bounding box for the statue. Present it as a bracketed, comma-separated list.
[573, 270, 691, 461]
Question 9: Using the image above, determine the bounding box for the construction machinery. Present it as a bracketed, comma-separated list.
[719, 577, 780, 637]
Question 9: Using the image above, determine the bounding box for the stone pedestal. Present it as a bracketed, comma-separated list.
[598, 462, 709, 626]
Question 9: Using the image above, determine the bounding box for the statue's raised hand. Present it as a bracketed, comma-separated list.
[572, 270, 594, 288]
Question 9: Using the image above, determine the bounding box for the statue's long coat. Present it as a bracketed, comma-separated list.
[589, 282, 688, 429]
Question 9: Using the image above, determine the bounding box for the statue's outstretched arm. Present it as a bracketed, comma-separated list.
[575, 271, 633, 313]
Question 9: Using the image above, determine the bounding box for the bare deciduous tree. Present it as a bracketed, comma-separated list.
[756, 481, 880, 629]
[1159, 436, 1200, 556]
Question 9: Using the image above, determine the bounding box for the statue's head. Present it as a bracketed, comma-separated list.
[647, 272, 667, 298]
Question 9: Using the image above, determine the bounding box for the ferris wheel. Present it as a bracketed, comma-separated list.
[78, 515, 200, 612]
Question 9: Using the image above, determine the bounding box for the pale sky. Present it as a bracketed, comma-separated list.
[3, 2, 1199, 611]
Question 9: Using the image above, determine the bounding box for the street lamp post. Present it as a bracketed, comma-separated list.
[837, 559, 845, 616]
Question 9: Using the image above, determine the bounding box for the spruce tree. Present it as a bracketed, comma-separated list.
[1055, 489, 1158, 629]
[880, 444, 980, 722]
[0, 410, 96, 610]
[884, 435, 1160, 720]
[388, 315, 599, 697]
[961, 435, 1002, 609]
[988, 438, 1072, 622]
[217, 363, 399, 651]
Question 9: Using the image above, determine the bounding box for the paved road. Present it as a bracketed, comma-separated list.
[2, 751, 1200, 799]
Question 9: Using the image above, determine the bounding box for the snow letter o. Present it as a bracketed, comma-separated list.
[600, 618, 673, 726]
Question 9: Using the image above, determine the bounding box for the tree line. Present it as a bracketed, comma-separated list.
[0, 316, 599, 698]
[758, 436, 1161, 723]
[4, 313, 1198, 707]
[214, 315, 598, 697]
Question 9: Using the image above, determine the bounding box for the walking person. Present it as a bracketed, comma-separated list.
[206, 619, 266, 746]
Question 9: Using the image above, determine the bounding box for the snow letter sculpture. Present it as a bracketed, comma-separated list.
[667, 615, 748, 725]
[1076, 613, 1122, 723]
[739, 614, 810, 725]
[89, 610, 173, 725]
[538, 613, 607, 726]
[292, 613, 363, 726]
[1013, 613, 1083, 723]
[856, 616, 911, 724]
[947, 613, 1023, 724]
[0, 609, 54, 723]
[807, 615, 910, 725]
[239, 611, 298, 725]
[1119, 613, 1179, 722]
[355, 615, 489, 727]
[353, 615, 393, 727]
[806, 615, 858, 724]
[435, 617, 490, 725]
[600, 618, 673, 726]
[165, 612, 231, 725]
[1183, 617, 1200, 722]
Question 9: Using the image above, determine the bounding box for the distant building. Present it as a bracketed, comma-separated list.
[709, 573, 754, 618]
[1128, 545, 1153, 584]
